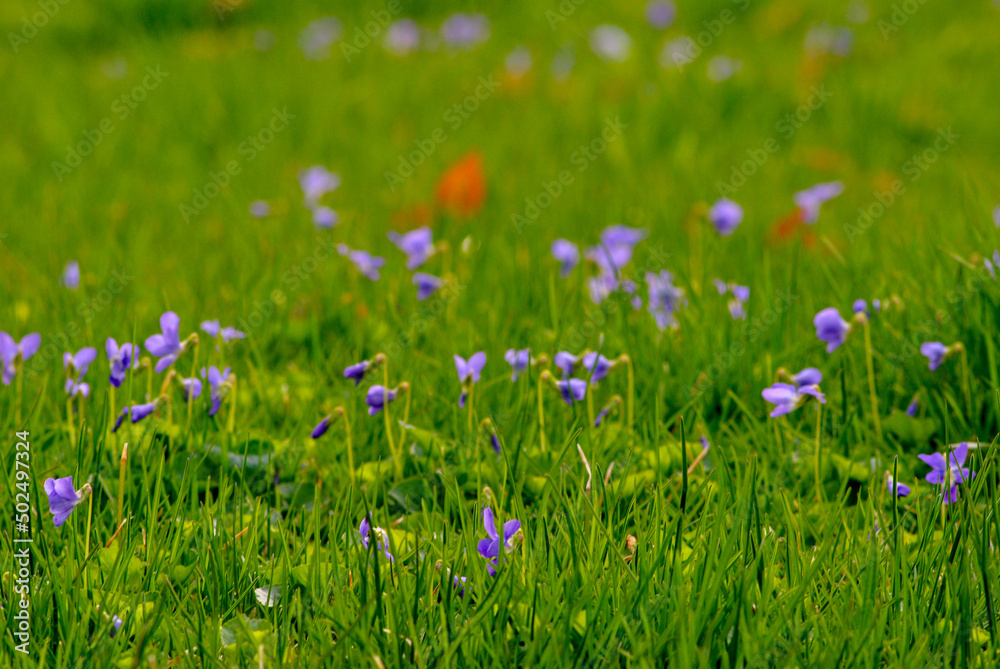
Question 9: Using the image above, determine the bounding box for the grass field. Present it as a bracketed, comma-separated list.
[4, 0, 1000, 666]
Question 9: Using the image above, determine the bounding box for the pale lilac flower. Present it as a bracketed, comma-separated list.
[761, 382, 825, 417]
[312, 206, 339, 229]
[385, 19, 420, 55]
[388, 227, 435, 270]
[918, 443, 974, 503]
[359, 516, 394, 562]
[557, 378, 587, 406]
[180, 377, 203, 401]
[299, 165, 341, 208]
[505, 45, 533, 78]
[477, 507, 520, 576]
[61, 261, 80, 289]
[65, 379, 90, 398]
[413, 273, 443, 301]
[600, 225, 647, 249]
[813, 307, 851, 353]
[553, 351, 578, 377]
[551, 239, 580, 278]
[44, 476, 90, 527]
[646, 271, 687, 330]
[994, 205, 1000, 228]
[794, 181, 844, 223]
[110, 615, 123, 637]
[646, 1, 676, 28]
[852, 299, 868, 315]
[707, 55, 742, 82]
[205, 366, 232, 416]
[200, 320, 245, 343]
[249, 201, 271, 218]
[504, 348, 530, 382]
[299, 17, 342, 61]
[455, 352, 486, 407]
[920, 342, 950, 371]
[64, 347, 98, 380]
[106, 338, 139, 388]
[709, 198, 743, 236]
[365, 385, 398, 415]
[145, 311, 188, 373]
[0, 332, 41, 386]
[338, 244, 386, 281]
[590, 25, 632, 62]
[441, 13, 490, 49]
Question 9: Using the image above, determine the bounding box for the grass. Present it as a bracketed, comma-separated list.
[3, 0, 1000, 665]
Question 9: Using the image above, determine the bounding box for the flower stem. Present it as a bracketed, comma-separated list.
[15, 370, 23, 426]
[586, 388, 595, 428]
[624, 355, 635, 434]
[117, 443, 128, 546]
[537, 372, 548, 452]
[67, 396, 77, 446]
[467, 383, 475, 440]
[340, 408, 355, 480]
[185, 339, 200, 434]
[226, 376, 238, 433]
[383, 364, 400, 478]
[862, 318, 882, 443]
[815, 403, 825, 503]
[83, 493, 93, 591]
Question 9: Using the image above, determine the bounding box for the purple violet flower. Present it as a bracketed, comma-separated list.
[64, 347, 98, 381]
[761, 382, 825, 417]
[557, 378, 587, 406]
[299, 165, 341, 208]
[311, 415, 332, 439]
[200, 320, 245, 343]
[106, 338, 139, 388]
[918, 443, 975, 503]
[206, 366, 232, 417]
[0, 332, 41, 386]
[344, 360, 372, 386]
[646, 0, 677, 28]
[504, 348, 530, 382]
[111, 615, 123, 638]
[385, 19, 421, 56]
[582, 352, 614, 385]
[490, 433, 501, 453]
[455, 352, 486, 407]
[388, 227, 435, 270]
[249, 200, 271, 218]
[886, 474, 911, 497]
[477, 507, 521, 576]
[359, 516, 394, 562]
[61, 261, 80, 289]
[553, 351, 578, 377]
[852, 299, 868, 315]
[708, 198, 743, 236]
[590, 25, 633, 62]
[112, 401, 159, 432]
[441, 13, 490, 50]
[338, 245, 386, 281]
[920, 342, 950, 371]
[646, 271, 687, 330]
[413, 273, 443, 301]
[906, 398, 919, 417]
[44, 476, 90, 527]
[365, 385, 397, 416]
[551, 239, 580, 278]
[180, 377, 203, 401]
[792, 367, 822, 388]
[298, 17, 343, 61]
[312, 206, 339, 229]
[813, 307, 851, 353]
[794, 181, 844, 224]
[144, 312, 188, 373]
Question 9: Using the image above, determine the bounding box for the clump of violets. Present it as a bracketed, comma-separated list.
[454, 352, 486, 407]
[61, 260, 81, 289]
[920, 341, 962, 371]
[712, 279, 750, 320]
[477, 507, 522, 576]
[762, 369, 826, 417]
[44, 476, 92, 526]
[144, 312, 197, 373]
[794, 181, 844, 223]
[106, 339, 140, 388]
[646, 271, 687, 330]
[504, 348, 530, 381]
[359, 516, 394, 562]
[0, 332, 41, 386]
[413, 273, 443, 301]
[551, 239, 580, 278]
[388, 227, 435, 270]
[64, 346, 97, 398]
[918, 442, 975, 504]
[581, 225, 647, 305]
[338, 244, 386, 281]
[200, 320, 246, 344]
[708, 198, 743, 236]
[112, 400, 160, 432]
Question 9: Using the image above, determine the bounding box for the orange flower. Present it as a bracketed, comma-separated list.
[768, 208, 805, 244]
[436, 152, 486, 218]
